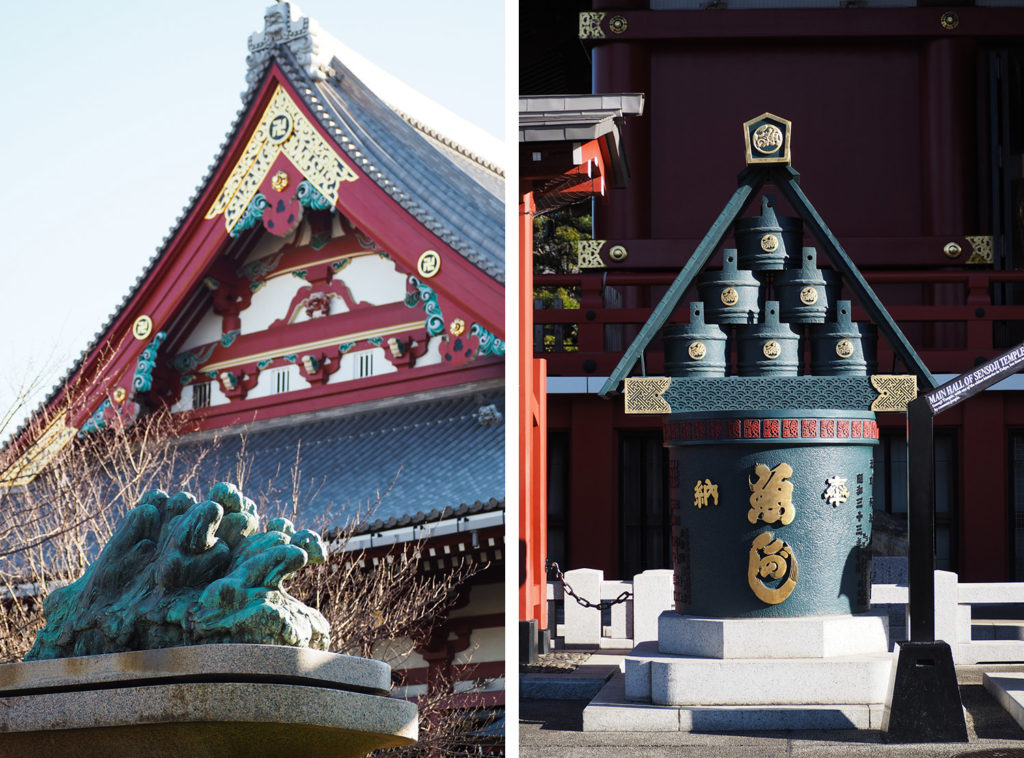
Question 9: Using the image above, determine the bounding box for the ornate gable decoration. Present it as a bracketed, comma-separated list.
[245, 2, 334, 89]
[205, 85, 358, 237]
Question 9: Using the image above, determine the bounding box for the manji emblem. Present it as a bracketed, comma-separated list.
[748, 532, 799, 605]
[748, 462, 795, 526]
[822, 476, 850, 507]
[693, 479, 719, 509]
[417, 250, 442, 278]
[720, 287, 739, 307]
[132, 315, 154, 341]
[688, 341, 707, 361]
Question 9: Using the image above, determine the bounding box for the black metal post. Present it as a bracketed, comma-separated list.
[907, 396, 934, 642]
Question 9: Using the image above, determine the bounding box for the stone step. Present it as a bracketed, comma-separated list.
[658, 612, 890, 659]
[584, 673, 885, 732]
[625, 641, 894, 706]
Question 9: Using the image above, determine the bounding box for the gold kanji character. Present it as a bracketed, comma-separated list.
[748, 531, 798, 605]
[748, 462, 795, 525]
[694, 479, 719, 509]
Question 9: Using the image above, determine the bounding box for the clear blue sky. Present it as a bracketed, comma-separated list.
[0, 0, 506, 432]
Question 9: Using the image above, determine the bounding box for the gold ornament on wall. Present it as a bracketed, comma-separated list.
[449, 318, 466, 337]
[132, 315, 154, 341]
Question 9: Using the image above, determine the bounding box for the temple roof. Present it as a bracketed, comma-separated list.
[6, 2, 504, 452]
[173, 387, 505, 532]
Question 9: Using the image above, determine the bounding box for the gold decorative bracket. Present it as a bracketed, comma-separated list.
[965, 235, 994, 265]
[870, 374, 918, 412]
[206, 85, 359, 235]
[577, 239, 607, 269]
[624, 376, 671, 414]
[579, 12, 606, 40]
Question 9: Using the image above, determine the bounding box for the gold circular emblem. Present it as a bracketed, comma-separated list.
[752, 124, 784, 155]
[836, 339, 855, 359]
[720, 287, 739, 307]
[450, 318, 466, 337]
[609, 15, 628, 34]
[763, 340, 781, 360]
[760, 233, 779, 253]
[940, 11, 958, 30]
[132, 315, 153, 341]
[609, 245, 628, 262]
[113, 387, 127, 403]
[271, 170, 289, 192]
[417, 250, 441, 278]
[944, 242, 962, 259]
[799, 286, 819, 305]
[688, 341, 707, 361]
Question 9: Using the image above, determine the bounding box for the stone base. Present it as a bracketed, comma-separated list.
[585, 673, 886, 732]
[0, 645, 417, 758]
[984, 671, 1024, 731]
[625, 641, 893, 706]
[584, 614, 896, 733]
[658, 612, 890, 658]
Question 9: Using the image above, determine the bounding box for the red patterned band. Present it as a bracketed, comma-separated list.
[664, 417, 878, 442]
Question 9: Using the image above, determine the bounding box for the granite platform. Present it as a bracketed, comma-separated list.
[0, 644, 417, 757]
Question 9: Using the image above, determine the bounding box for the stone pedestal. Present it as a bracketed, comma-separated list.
[0, 644, 417, 757]
[584, 612, 895, 732]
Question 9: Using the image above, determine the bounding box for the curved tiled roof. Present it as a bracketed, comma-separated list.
[173, 391, 505, 531]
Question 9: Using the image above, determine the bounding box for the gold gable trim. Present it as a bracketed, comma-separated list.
[0, 415, 77, 488]
[206, 85, 359, 234]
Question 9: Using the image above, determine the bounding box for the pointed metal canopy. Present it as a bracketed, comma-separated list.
[598, 118, 937, 397]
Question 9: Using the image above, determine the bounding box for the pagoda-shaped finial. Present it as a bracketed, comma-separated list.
[246, 3, 332, 89]
[743, 113, 792, 166]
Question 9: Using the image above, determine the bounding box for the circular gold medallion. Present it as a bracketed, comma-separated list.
[799, 286, 819, 305]
[760, 233, 779, 253]
[763, 340, 781, 360]
[417, 250, 441, 278]
[609, 15, 628, 33]
[113, 387, 127, 403]
[132, 315, 153, 341]
[940, 11, 958, 30]
[450, 318, 466, 337]
[688, 341, 707, 361]
[752, 124, 784, 155]
[944, 241, 962, 259]
[609, 245, 628, 262]
[271, 170, 289, 192]
[720, 287, 739, 307]
[836, 339, 854, 359]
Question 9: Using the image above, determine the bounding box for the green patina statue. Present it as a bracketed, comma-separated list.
[26, 482, 329, 660]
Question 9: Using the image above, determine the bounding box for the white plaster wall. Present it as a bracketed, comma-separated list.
[329, 347, 397, 384]
[181, 310, 223, 351]
[240, 275, 310, 334]
[247, 364, 301, 400]
[171, 384, 192, 414]
[454, 626, 504, 666]
[334, 255, 408, 305]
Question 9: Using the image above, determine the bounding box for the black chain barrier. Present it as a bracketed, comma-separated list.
[547, 560, 633, 611]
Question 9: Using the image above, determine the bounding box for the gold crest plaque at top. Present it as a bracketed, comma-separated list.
[206, 85, 359, 235]
[743, 112, 792, 165]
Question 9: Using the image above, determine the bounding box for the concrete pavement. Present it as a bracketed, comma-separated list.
[521, 656, 1024, 757]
